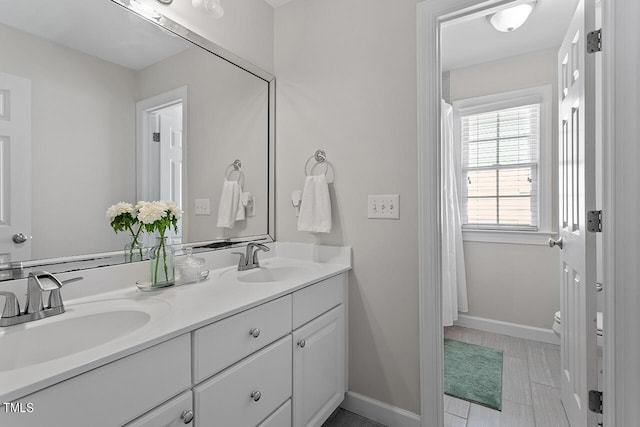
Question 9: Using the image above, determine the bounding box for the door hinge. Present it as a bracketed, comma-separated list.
[587, 210, 602, 232]
[587, 29, 602, 53]
[152, 132, 160, 142]
[589, 390, 603, 414]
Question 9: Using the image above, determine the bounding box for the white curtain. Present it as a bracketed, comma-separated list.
[441, 100, 468, 326]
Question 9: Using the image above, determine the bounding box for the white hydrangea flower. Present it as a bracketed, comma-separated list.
[135, 201, 150, 211]
[137, 201, 166, 224]
[106, 202, 134, 220]
[161, 200, 183, 219]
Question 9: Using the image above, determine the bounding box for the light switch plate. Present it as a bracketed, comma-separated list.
[195, 198, 210, 215]
[368, 195, 400, 219]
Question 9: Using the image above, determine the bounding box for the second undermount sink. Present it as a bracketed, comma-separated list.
[0, 298, 169, 372]
[220, 260, 320, 283]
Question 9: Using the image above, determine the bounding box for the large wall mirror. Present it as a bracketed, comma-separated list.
[0, 0, 275, 280]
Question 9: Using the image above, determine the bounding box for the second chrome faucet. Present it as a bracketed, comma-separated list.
[233, 243, 270, 271]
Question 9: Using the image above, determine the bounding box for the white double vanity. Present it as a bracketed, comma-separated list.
[0, 243, 351, 427]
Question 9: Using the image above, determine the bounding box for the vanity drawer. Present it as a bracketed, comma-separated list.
[193, 295, 292, 383]
[193, 335, 292, 427]
[292, 274, 344, 329]
[258, 399, 291, 427]
[125, 391, 193, 427]
[1, 335, 191, 427]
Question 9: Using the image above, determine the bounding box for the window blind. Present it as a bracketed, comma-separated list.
[461, 104, 540, 230]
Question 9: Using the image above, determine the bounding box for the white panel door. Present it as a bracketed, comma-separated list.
[556, 1, 598, 425]
[0, 72, 31, 275]
[159, 104, 183, 243]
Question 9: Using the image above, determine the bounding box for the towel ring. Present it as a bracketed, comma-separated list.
[225, 159, 244, 184]
[304, 149, 332, 178]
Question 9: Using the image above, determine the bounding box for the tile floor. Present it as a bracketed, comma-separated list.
[444, 326, 569, 427]
[322, 409, 386, 427]
[325, 326, 570, 427]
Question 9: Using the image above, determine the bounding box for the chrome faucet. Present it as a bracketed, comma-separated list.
[233, 243, 270, 271]
[0, 271, 83, 327]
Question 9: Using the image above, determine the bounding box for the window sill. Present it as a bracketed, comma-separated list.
[462, 229, 556, 246]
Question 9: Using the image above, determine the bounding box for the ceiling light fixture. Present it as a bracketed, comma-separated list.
[488, 2, 536, 33]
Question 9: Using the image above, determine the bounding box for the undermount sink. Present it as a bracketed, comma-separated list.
[0, 298, 169, 371]
[220, 261, 319, 283]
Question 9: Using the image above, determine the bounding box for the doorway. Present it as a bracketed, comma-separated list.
[0, 72, 31, 278]
[136, 86, 187, 245]
[417, 1, 604, 426]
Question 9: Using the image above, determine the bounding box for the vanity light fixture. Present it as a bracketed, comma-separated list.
[155, 0, 224, 19]
[488, 2, 536, 32]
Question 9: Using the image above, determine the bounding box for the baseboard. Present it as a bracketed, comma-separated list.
[454, 314, 560, 345]
[340, 391, 421, 427]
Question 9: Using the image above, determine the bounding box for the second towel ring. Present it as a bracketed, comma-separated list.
[225, 159, 244, 184]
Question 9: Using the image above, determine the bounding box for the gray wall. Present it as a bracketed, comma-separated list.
[0, 23, 137, 259]
[275, 0, 421, 414]
[449, 49, 560, 330]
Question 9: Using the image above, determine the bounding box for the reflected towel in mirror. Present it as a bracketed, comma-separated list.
[297, 175, 332, 233]
[217, 179, 246, 228]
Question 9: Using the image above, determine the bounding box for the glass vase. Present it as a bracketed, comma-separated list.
[149, 236, 175, 287]
[124, 236, 145, 263]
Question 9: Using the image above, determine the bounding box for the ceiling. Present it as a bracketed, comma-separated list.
[442, 0, 580, 71]
[1, 0, 579, 71]
[0, 0, 189, 70]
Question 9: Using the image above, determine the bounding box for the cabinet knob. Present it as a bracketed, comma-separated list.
[249, 328, 261, 338]
[298, 339, 306, 348]
[251, 390, 262, 402]
[180, 409, 194, 424]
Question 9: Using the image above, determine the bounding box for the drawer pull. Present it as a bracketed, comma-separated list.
[180, 409, 194, 424]
[249, 328, 261, 338]
[298, 339, 306, 348]
[251, 390, 262, 402]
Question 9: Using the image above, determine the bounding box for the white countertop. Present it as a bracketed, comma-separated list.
[0, 243, 351, 402]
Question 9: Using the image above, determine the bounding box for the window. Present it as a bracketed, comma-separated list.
[462, 104, 539, 230]
[453, 86, 552, 244]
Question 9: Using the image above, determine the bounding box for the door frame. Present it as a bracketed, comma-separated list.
[136, 86, 188, 244]
[601, 0, 640, 425]
[417, 1, 618, 426]
[136, 86, 188, 203]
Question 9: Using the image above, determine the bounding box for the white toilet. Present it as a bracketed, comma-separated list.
[552, 310, 603, 347]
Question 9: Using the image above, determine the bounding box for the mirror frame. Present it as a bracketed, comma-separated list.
[0, 0, 276, 280]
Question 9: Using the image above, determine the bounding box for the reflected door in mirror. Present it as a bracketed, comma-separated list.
[0, 72, 31, 275]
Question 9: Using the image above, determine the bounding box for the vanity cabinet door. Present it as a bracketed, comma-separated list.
[292, 274, 344, 329]
[0, 335, 191, 427]
[258, 399, 291, 427]
[193, 295, 292, 383]
[125, 391, 193, 427]
[292, 305, 345, 427]
[194, 335, 292, 427]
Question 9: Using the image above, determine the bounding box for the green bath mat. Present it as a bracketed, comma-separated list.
[444, 339, 503, 411]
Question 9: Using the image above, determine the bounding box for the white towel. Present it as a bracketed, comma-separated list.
[297, 175, 332, 233]
[217, 179, 242, 228]
[235, 187, 246, 222]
